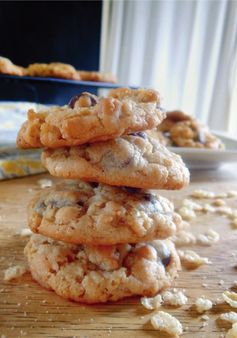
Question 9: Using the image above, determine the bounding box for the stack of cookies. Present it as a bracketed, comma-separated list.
[17, 88, 190, 303]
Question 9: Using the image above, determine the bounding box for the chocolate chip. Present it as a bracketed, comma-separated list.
[122, 187, 141, 194]
[68, 92, 98, 108]
[34, 200, 46, 214]
[90, 182, 99, 188]
[161, 254, 171, 267]
[101, 151, 132, 169]
[142, 193, 155, 202]
[151, 241, 171, 267]
[49, 199, 75, 209]
[129, 131, 147, 139]
[163, 131, 170, 138]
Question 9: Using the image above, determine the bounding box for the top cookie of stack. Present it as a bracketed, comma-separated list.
[17, 88, 164, 148]
[17, 88, 189, 190]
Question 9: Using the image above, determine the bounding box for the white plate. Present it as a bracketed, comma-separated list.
[169, 132, 237, 170]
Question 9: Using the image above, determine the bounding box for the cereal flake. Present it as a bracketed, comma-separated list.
[162, 290, 188, 307]
[197, 229, 220, 246]
[37, 178, 53, 188]
[178, 250, 211, 269]
[4, 264, 28, 281]
[178, 207, 196, 221]
[140, 294, 163, 310]
[219, 312, 237, 324]
[223, 291, 237, 308]
[191, 189, 215, 199]
[150, 311, 183, 336]
[171, 231, 196, 247]
[182, 199, 202, 211]
[226, 322, 237, 338]
[195, 297, 213, 313]
[19, 228, 32, 237]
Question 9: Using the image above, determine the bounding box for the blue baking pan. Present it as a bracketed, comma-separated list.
[0, 74, 137, 105]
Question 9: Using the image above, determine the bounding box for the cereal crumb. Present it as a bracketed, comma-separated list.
[226, 322, 237, 338]
[177, 220, 190, 230]
[215, 192, 228, 198]
[201, 315, 209, 321]
[162, 290, 188, 307]
[201, 203, 216, 213]
[227, 191, 237, 197]
[182, 199, 202, 211]
[178, 206, 196, 221]
[4, 264, 28, 281]
[171, 230, 196, 247]
[201, 321, 208, 328]
[195, 297, 213, 313]
[212, 199, 226, 206]
[37, 178, 53, 188]
[223, 291, 237, 308]
[150, 311, 183, 336]
[19, 228, 32, 237]
[140, 294, 162, 310]
[216, 206, 233, 217]
[202, 283, 209, 288]
[231, 218, 237, 228]
[191, 189, 215, 199]
[178, 249, 211, 269]
[230, 210, 237, 220]
[197, 229, 220, 246]
[219, 312, 237, 323]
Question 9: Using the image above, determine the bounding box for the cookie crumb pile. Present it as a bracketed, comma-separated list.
[17, 88, 189, 303]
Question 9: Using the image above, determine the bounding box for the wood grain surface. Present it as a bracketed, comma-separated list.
[1, 166, 237, 338]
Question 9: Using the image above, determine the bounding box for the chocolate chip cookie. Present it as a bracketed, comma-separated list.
[26, 62, 79, 80]
[24, 234, 180, 303]
[169, 120, 225, 149]
[0, 56, 25, 76]
[146, 110, 192, 145]
[17, 88, 165, 149]
[28, 181, 181, 245]
[41, 133, 190, 189]
[78, 70, 117, 83]
[158, 110, 192, 133]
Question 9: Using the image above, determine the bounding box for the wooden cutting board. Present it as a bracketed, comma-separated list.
[1, 168, 237, 338]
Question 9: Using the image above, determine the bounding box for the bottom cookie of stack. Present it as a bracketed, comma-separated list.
[24, 234, 180, 304]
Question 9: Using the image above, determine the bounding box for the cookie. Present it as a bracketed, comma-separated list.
[0, 56, 25, 76]
[26, 62, 79, 80]
[41, 133, 190, 189]
[146, 111, 192, 145]
[158, 110, 192, 133]
[17, 88, 165, 148]
[28, 181, 181, 245]
[169, 120, 225, 149]
[24, 234, 180, 303]
[78, 70, 117, 83]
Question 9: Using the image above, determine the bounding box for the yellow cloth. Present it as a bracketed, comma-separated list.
[0, 148, 46, 180]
